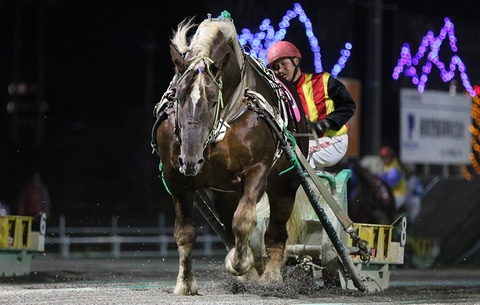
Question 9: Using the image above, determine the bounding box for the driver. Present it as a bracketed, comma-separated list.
[267, 41, 356, 170]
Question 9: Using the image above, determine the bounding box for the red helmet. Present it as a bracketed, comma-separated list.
[379, 146, 395, 159]
[267, 41, 302, 66]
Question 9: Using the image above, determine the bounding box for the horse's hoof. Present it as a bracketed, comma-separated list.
[225, 248, 254, 276]
[174, 285, 198, 295]
[174, 277, 198, 295]
[173, 287, 198, 295]
[237, 266, 260, 283]
[259, 270, 283, 284]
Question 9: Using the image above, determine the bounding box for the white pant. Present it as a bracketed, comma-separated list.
[405, 196, 420, 221]
[307, 134, 348, 169]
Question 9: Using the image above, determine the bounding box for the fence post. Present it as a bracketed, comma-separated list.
[158, 213, 165, 234]
[112, 235, 121, 259]
[204, 234, 213, 255]
[158, 213, 168, 256]
[111, 216, 119, 258]
[160, 235, 169, 256]
[59, 214, 70, 258]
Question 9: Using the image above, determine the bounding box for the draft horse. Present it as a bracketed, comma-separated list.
[348, 162, 396, 225]
[152, 15, 308, 295]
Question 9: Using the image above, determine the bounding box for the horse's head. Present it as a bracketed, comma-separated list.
[349, 162, 396, 224]
[169, 19, 241, 176]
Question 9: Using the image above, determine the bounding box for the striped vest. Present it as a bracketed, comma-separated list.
[296, 72, 348, 137]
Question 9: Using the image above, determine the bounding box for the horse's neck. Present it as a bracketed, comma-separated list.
[215, 55, 249, 125]
[215, 57, 271, 125]
[228, 40, 244, 69]
[225, 53, 248, 102]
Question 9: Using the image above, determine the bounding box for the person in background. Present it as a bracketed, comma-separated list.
[379, 146, 407, 213]
[404, 164, 424, 225]
[267, 40, 356, 170]
[17, 172, 51, 218]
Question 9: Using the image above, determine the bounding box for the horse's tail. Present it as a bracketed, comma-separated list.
[287, 191, 307, 245]
[287, 189, 308, 245]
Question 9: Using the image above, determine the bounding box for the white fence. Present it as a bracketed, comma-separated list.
[45, 214, 225, 258]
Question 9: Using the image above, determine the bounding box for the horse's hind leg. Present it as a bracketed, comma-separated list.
[172, 195, 198, 295]
[260, 189, 296, 284]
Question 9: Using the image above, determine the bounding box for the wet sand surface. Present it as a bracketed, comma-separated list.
[1, 254, 479, 305]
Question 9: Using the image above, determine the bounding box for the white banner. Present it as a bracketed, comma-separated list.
[400, 88, 471, 164]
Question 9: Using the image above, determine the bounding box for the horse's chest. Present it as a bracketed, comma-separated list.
[188, 147, 243, 189]
[193, 170, 241, 191]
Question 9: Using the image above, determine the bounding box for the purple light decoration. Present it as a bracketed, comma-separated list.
[237, 3, 352, 77]
[392, 17, 475, 97]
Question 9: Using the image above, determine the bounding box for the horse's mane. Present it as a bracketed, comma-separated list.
[354, 162, 386, 190]
[171, 17, 244, 66]
[353, 163, 375, 185]
[171, 18, 196, 54]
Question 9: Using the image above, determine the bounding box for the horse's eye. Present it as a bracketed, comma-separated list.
[175, 96, 185, 106]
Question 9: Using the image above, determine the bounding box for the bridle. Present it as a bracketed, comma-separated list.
[173, 55, 224, 148]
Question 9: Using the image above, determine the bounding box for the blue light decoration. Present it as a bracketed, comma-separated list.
[237, 3, 352, 77]
[392, 17, 475, 97]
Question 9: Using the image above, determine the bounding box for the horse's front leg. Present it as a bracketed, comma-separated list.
[224, 169, 266, 278]
[172, 195, 198, 295]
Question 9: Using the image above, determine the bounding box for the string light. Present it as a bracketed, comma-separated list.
[392, 17, 475, 97]
[237, 3, 352, 77]
[463, 85, 480, 180]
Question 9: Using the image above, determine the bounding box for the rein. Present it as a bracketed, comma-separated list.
[151, 46, 298, 176]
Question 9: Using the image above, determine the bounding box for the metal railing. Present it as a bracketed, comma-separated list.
[45, 214, 225, 258]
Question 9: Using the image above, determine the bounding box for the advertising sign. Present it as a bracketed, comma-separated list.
[339, 78, 361, 158]
[400, 89, 471, 164]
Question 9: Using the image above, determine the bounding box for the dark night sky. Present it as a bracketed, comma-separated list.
[0, 1, 211, 223]
[0, 0, 478, 223]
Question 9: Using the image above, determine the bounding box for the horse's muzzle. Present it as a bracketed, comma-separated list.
[178, 155, 205, 176]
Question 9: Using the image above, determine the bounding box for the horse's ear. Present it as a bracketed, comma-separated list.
[170, 44, 187, 74]
[213, 51, 231, 78]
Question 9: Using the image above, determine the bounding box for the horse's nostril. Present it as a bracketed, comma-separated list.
[198, 158, 204, 165]
[178, 157, 184, 166]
